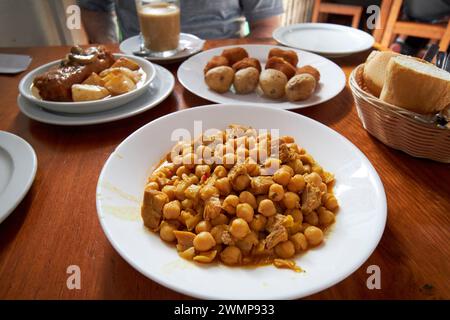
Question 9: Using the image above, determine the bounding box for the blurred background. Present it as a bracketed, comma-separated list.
[1, 0, 449, 56]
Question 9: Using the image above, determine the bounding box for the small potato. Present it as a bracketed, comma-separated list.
[111, 57, 140, 70]
[259, 69, 287, 99]
[233, 67, 259, 94]
[104, 73, 136, 95]
[285, 74, 316, 101]
[205, 66, 234, 93]
[82, 72, 104, 86]
[71, 84, 109, 101]
[296, 65, 320, 82]
[100, 67, 142, 84]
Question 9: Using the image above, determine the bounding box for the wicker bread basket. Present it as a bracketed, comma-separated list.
[349, 64, 450, 163]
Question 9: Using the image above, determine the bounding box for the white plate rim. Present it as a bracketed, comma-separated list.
[273, 23, 375, 56]
[96, 104, 387, 300]
[17, 64, 175, 126]
[18, 53, 156, 113]
[177, 44, 346, 110]
[120, 33, 205, 62]
[0, 131, 37, 224]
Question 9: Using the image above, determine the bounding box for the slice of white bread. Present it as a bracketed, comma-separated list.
[380, 55, 450, 114]
[363, 51, 399, 96]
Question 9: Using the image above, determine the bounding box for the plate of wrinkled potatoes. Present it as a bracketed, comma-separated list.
[177, 44, 346, 110]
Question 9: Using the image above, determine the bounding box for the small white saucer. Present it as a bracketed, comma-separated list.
[17, 64, 175, 126]
[120, 33, 205, 63]
[0, 131, 37, 224]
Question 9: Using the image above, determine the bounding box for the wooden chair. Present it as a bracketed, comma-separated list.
[381, 0, 450, 52]
[311, 0, 363, 28]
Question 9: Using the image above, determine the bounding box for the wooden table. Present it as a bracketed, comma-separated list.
[0, 39, 448, 300]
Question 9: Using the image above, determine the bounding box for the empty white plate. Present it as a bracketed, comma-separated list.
[96, 104, 387, 299]
[273, 23, 374, 57]
[178, 44, 345, 109]
[17, 64, 175, 126]
[120, 33, 205, 63]
[0, 131, 37, 224]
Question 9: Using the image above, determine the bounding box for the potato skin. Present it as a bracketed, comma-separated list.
[285, 74, 316, 101]
[205, 66, 235, 93]
[233, 67, 259, 94]
[296, 65, 320, 82]
[259, 69, 288, 99]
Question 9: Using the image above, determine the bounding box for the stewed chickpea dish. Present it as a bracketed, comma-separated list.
[141, 125, 339, 271]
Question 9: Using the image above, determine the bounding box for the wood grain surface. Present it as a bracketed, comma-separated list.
[0, 38, 448, 299]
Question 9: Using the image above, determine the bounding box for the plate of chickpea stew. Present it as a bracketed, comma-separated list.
[96, 104, 386, 299]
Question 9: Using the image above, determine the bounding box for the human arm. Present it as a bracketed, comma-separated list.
[77, 0, 118, 43]
[240, 0, 283, 38]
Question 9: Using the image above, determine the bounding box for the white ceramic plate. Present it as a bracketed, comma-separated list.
[17, 64, 174, 126]
[96, 104, 387, 300]
[18, 54, 156, 114]
[120, 33, 205, 63]
[0, 131, 37, 224]
[273, 23, 374, 57]
[177, 44, 345, 109]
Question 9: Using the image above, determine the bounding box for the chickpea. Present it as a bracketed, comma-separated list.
[268, 183, 284, 202]
[250, 214, 267, 232]
[280, 165, 294, 177]
[280, 135, 295, 144]
[318, 207, 335, 226]
[181, 198, 194, 209]
[200, 185, 219, 200]
[193, 231, 216, 251]
[215, 177, 232, 196]
[286, 159, 303, 175]
[286, 208, 302, 223]
[163, 200, 181, 219]
[159, 224, 176, 242]
[211, 213, 229, 226]
[283, 192, 300, 209]
[213, 165, 227, 178]
[236, 203, 254, 223]
[300, 153, 314, 165]
[182, 153, 198, 170]
[290, 232, 308, 251]
[306, 172, 322, 187]
[312, 165, 323, 175]
[146, 181, 159, 191]
[245, 160, 260, 176]
[305, 211, 319, 226]
[233, 174, 251, 191]
[223, 195, 239, 214]
[184, 184, 201, 200]
[304, 226, 324, 246]
[230, 218, 250, 239]
[274, 240, 295, 258]
[222, 153, 236, 169]
[258, 199, 276, 217]
[324, 193, 339, 211]
[319, 182, 328, 194]
[161, 185, 175, 200]
[256, 195, 268, 206]
[220, 246, 242, 265]
[174, 181, 188, 200]
[239, 191, 257, 209]
[176, 165, 190, 177]
[287, 174, 306, 193]
[273, 168, 291, 186]
[195, 165, 210, 179]
[195, 220, 212, 234]
[210, 225, 227, 244]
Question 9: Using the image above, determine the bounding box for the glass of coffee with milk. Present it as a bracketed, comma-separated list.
[135, 0, 180, 58]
